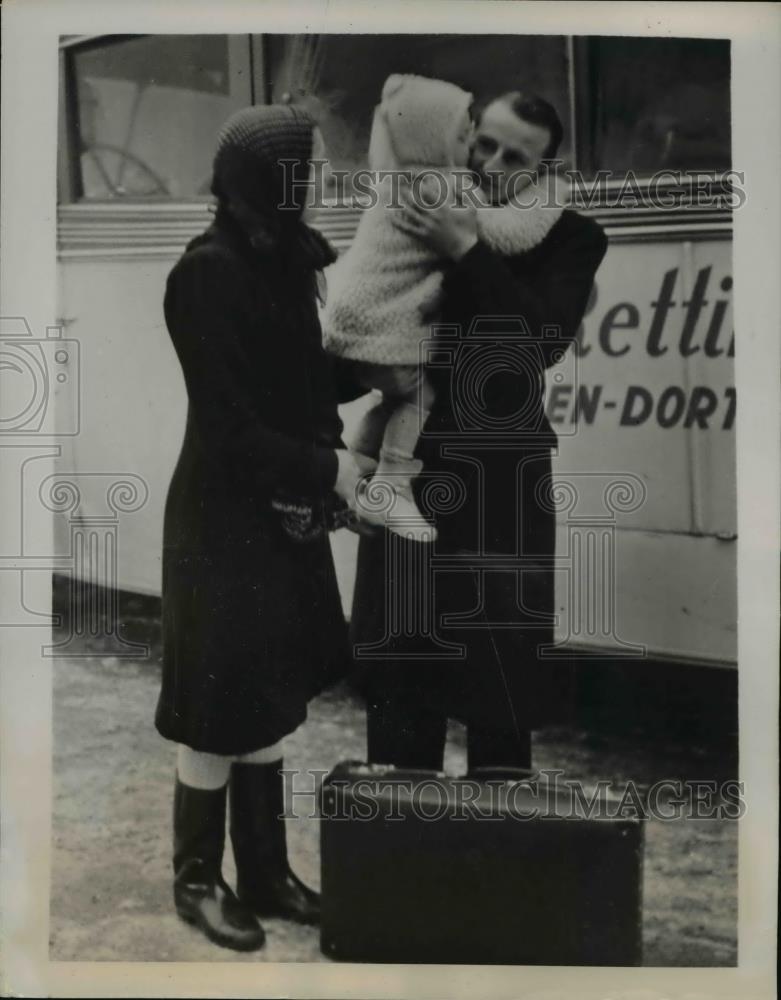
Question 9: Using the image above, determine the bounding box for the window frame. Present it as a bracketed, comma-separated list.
[58, 33, 255, 205]
[56, 32, 735, 253]
[570, 35, 732, 181]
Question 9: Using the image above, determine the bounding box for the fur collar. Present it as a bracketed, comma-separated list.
[477, 177, 568, 255]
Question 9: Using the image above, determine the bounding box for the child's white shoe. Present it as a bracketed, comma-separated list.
[357, 475, 437, 543]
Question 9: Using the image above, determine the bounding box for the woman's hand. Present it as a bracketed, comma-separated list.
[394, 176, 479, 261]
[333, 449, 376, 509]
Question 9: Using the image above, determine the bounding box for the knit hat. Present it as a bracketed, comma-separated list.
[212, 104, 316, 214]
[368, 74, 473, 170]
[210, 104, 336, 270]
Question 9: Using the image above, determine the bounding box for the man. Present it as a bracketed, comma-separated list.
[349, 91, 608, 771]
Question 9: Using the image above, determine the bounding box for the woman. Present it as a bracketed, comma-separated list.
[155, 105, 365, 952]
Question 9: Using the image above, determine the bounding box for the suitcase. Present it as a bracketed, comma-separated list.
[319, 761, 644, 965]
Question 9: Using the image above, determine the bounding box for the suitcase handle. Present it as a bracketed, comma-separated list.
[324, 760, 449, 783]
[325, 762, 538, 785]
[464, 766, 537, 783]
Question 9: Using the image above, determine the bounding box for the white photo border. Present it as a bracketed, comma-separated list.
[1, 1, 778, 997]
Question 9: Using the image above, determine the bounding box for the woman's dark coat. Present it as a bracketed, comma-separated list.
[348, 209, 608, 736]
[155, 213, 348, 755]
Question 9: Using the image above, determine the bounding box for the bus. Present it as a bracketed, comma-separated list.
[53, 32, 736, 671]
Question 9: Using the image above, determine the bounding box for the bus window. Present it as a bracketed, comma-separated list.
[265, 33, 572, 197]
[62, 35, 252, 201]
[578, 37, 731, 175]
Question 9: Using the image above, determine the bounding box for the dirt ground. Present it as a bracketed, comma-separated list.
[50, 596, 738, 966]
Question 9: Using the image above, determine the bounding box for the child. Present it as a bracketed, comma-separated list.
[323, 74, 565, 542]
[323, 74, 473, 541]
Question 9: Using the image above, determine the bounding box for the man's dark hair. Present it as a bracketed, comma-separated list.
[482, 91, 564, 162]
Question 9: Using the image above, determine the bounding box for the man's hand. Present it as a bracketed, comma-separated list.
[394, 175, 479, 261]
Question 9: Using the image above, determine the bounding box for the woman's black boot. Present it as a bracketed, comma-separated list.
[229, 761, 321, 925]
[173, 777, 266, 951]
